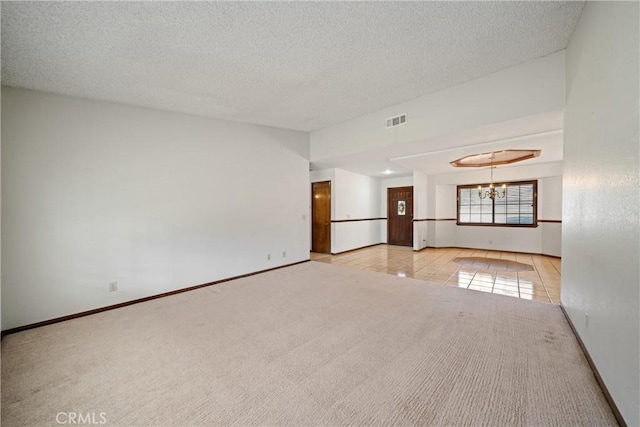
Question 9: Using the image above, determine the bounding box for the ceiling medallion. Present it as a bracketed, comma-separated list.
[450, 149, 541, 200]
[449, 149, 541, 168]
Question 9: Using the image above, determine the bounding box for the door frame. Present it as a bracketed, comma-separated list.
[387, 186, 414, 247]
[311, 180, 332, 254]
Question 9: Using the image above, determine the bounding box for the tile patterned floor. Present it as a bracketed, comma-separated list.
[311, 245, 561, 304]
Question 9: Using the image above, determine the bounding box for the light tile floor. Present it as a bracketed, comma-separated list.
[311, 245, 561, 304]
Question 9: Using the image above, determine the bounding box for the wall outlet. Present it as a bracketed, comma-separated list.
[585, 312, 589, 328]
[488, 240, 493, 245]
[108, 281, 118, 292]
[267, 254, 271, 261]
[282, 251, 286, 258]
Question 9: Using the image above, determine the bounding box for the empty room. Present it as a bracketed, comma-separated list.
[1, 1, 638, 426]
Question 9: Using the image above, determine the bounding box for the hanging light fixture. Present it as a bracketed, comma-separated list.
[477, 154, 506, 200]
[450, 149, 542, 200]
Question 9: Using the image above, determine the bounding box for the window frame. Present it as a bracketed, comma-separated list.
[456, 180, 538, 227]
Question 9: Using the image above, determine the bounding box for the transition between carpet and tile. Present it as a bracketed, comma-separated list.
[2, 261, 616, 426]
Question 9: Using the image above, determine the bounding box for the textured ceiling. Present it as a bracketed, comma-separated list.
[310, 111, 565, 178]
[2, 1, 584, 132]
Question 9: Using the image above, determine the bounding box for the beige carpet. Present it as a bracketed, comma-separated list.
[2, 262, 617, 426]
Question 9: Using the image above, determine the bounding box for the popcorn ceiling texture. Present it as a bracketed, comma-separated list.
[1, 2, 584, 131]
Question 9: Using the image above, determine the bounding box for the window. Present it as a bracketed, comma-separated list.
[457, 180, 537, 226]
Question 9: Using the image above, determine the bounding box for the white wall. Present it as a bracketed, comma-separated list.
[412, 172, 428, 250]
[332, 168, 381, 253]
[428, 184, 457, 248]
[334, 169, 379, 221]
[563, 2, 639, 425]
[379, 175, 413, 244]
[539, 175, 562, 256]
[2, 87, 310, 330]
[309, 169, 335, 187]
[310, 51, 565, 161]
[311, 168, 382, 254]
[426, 162, 562, 255]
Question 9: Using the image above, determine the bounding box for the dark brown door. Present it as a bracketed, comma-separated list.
[388, 186, 413, 247]
[312, 181, 331, 253]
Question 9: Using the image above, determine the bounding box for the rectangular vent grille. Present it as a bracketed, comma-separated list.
[386, 113, 407, 128]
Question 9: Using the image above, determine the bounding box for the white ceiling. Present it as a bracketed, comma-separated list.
[310, 111, 565, 179]
[2, 1, 584, 133]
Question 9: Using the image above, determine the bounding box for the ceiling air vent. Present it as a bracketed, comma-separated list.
[386, 113, 407, 129]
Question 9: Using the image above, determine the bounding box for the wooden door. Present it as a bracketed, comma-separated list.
[312, 181, 331, 253]
[387, 186, 413, 247]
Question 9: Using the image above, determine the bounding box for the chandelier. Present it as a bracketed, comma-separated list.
[478, 155, 505, 200]
[450, 149, 542, 200]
